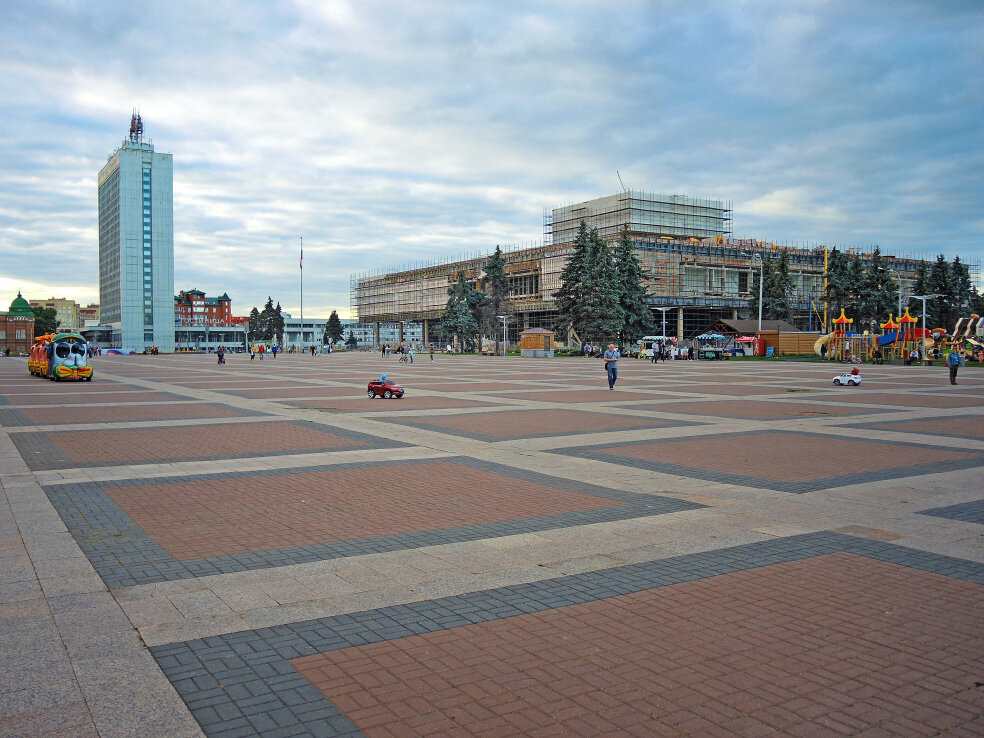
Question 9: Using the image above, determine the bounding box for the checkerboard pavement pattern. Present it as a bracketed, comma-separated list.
[2, 353, 983, 737]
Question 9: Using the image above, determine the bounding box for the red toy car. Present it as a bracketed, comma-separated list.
[367, 377, 405, 399]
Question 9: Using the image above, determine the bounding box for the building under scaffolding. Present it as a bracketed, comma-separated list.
[351, 192, 978, 346]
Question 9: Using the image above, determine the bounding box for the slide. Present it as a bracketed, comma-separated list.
[877, 330, 898, 346]
[814, 332, 834, 356]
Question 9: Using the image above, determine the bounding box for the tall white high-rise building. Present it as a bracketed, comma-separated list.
[98, 113, 174, 352]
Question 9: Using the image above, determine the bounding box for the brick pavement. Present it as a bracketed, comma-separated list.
[1, 353, 983, 737]
[383, 408, 694, 440]
[11, 420, 392, 470]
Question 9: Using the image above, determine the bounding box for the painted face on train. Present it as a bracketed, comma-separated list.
[50, 337, 89, 370]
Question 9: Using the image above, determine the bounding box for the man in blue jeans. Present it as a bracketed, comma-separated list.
[603, 343, 620, 389]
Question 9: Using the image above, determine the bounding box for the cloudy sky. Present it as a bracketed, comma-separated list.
[2, 0, 982, 318]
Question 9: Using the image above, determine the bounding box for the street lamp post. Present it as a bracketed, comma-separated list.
[754, 254, 764, 332]
[656, 307, 675, 339]
[912, 294, 940, 349]
[497, 315, 508, 356]
[888, 268, 904, 318]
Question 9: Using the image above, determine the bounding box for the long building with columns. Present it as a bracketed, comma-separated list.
[351, 191, 933, 346]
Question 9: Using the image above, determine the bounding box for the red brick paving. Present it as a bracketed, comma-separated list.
[864, 416, 984, 439]
[217, 386, 356, 399]
[8, 403, 250, 425]
[292, 553, 984, 737]
[495, 389, 658, 403]
[654, 383, 805, 396]
[598, 431, 978, 482]
[105, 461, 623, 559]
[6, 391, 182, 405]
[845, 393, 984, 409]
[289, 397, 492, 412]
[641, 400, 875, 419]
[45, 421, 368, 464]
[400, 409, 679, 438]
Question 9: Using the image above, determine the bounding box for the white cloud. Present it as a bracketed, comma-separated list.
[1, 0, 982, 316]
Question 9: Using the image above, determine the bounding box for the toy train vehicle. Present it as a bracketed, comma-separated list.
[29, 333, 93, 381]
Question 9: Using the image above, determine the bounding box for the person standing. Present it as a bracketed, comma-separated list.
[651, 341, 659, 364]
[603, 343, 620, 390]
[948, 348, 961, 385]
[408, 347, 414, 363]
[216, 345, 225, 365]
[429, 344, 435, 361]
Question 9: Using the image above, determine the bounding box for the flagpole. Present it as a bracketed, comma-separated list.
[299, 236, 303, 350]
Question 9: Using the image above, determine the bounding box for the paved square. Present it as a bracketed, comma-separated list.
[2, 353, 982, 737]
[289, 396, 493, 412]
[12, 420, 390, 469]
[151, 533, 984, 738]
[633, 399, 881, 419]
[555, 430, 984, 492]
[0, 402, 262, 427]
[382, 408, 694, 440]
[43, 458, 697, 586]
[293, 552, 983, 737]
[104, 460, 629, 560]
[848, 415, 984, 441]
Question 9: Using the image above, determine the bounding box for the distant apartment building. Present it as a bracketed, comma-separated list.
[27, 296, 81, 332]
[79, 304, 100, 325]
[97, 113, 175, 352]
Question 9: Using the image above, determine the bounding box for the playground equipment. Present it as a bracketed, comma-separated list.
[827, 309, 869, 362]
[29, 333, 93, 381]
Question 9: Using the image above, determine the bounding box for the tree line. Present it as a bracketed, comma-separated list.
[750, 247, 980, 333]
[554, 224, 654, 346]
[441, 245, 510, 351]
[247, 297, 285, 345]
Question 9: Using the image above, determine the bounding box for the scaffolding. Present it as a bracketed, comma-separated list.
[546, 190, 733, 245]
[351, 231, 980, 343]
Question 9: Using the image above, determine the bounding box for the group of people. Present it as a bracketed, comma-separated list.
[380, 344, 438, 362]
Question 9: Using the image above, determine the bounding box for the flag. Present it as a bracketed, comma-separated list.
[300, 249, 303, 270]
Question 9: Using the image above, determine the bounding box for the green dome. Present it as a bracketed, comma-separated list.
[8, 291, 33, 317]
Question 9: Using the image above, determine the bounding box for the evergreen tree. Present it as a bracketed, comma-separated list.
[553, 222, 591, 341]
[482, 245, 510, 353]
[951, 256, 974, 322]
[766, 250, 794, 322]
[844, 256, 867, 320]
[247, 307, 261, 346]
[258, 297, 275, 341]
[273, 301, 286, 346]
[31, 306, 59, 335]
[748, 252, 793, 324]
[325, 310, 344, 345]
[907, 261, 929, 320]
[925, 254, 952, 329]
[824, 248, 852, 323]
[613, 226, 655, 343]
[345, 330, 358, 349]
[579, 230, 624, 345]
[858, 247, 898, 329]
[441, 272, 482, 351]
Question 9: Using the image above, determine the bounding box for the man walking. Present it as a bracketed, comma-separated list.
[948, 347, 961, 385]
[603, 343, 620, 390]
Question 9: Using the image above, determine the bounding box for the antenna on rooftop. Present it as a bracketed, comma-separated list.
[129, 109, 144, 144]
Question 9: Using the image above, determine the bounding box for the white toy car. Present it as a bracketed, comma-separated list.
[832, 372, 862, 386]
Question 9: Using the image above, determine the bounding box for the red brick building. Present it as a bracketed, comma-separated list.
[1, 292, 36, 355]
[174, 289, 235, 326]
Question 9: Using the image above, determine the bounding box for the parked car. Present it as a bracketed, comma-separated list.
[367, 377, 405, 399]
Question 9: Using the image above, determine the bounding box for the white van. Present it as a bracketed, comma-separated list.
[635, 336, 671, 358]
